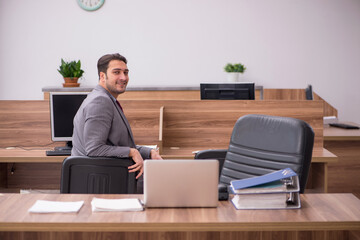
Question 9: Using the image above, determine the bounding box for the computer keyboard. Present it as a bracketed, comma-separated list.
[329, 123, 360, 129]
[46, 149, 71, 156]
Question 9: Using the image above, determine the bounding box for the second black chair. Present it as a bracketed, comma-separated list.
[60, 156, 137, 194]
[195, 114, 314, 196]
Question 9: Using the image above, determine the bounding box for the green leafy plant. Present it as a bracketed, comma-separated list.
[224, 63, 246, 73]
[58, 59, 84, 78]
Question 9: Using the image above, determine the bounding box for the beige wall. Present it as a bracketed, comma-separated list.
[0, 0, 359, 122]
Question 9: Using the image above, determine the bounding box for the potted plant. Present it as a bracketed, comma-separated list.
[58, 59, 84, 87]
[224, 63, 246, 82]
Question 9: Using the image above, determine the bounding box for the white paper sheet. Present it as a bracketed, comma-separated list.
[28, 200, 84, 213]
[91, 198, 144, 212]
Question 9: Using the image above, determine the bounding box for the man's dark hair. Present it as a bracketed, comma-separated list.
[97, 53, 127, 79]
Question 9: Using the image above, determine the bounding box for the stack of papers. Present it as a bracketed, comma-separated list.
[91, 198, 144, 212]
[28, 200, 84, 213]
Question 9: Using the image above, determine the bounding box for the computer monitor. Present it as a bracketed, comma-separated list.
[49, 92, 88, 149]
[200, 83, 255, 100]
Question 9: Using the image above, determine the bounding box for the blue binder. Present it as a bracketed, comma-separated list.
[230, 168, 297, 190]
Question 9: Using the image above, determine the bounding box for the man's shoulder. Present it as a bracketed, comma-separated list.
[87, 88, 113, 104]
[79, 92, 112, 116]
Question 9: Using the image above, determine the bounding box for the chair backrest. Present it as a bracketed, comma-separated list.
[194, 149, 227, 178]
[60, 156, 137, 194]
[220, 114, 314, 193]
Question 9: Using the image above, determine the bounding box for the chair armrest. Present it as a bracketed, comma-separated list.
[194, 149, 227, 174]
[194, 149, 227, 159]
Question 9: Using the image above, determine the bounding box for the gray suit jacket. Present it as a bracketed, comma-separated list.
[71, 85, 151, 159]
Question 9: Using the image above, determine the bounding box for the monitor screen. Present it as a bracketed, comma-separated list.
[200, 83, 255, 100]
[49, 92, 88, 143]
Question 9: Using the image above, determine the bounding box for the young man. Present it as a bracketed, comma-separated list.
[71, 53, 162, 179]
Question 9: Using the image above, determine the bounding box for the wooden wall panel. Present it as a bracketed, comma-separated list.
[0, 101, 53, 148]
[0, 99, 329, 191]
[119, 90, 201, 100]
[164, 128, 232, 149]
[263, 89, 338, 117]
[0, 100, 162, 149]
[0, 99, 324, 150]
[124, 110, 162, 146]
[263, 89, 307, 100]
[153, 100, 324, 149]
[44, 88, 264, 100]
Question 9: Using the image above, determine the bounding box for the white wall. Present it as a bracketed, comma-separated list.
[0, 0, 359, 121]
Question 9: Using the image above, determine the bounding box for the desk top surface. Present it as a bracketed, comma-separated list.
[324, 122, 360, 141]
[0, 193, 359, 232]
[0, 147, 337, 163]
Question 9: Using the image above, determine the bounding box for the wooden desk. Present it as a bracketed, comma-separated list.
[0, 147, 337, 163]
[324, 123, 360, 197]
[0, 193, 359, 240]
[0, 99, 336, 192]
[0, 147, 337, 193]
[324, 123, 360, 141]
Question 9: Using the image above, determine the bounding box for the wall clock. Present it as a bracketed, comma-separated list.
[77, 0, 105, 11]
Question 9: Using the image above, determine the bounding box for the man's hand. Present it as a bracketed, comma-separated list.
[150, 148, 163, 160]
[128, 148, 144, 179]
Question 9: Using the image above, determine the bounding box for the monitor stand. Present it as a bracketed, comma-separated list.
[54, 141, 72, 151]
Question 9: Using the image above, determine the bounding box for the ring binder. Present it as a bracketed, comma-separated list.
[229, 168, 301, 210]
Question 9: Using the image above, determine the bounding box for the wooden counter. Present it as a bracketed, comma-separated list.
[0, 193, 359, 240]
[0, 99, 334, 192]
[42, 85, 265, 100]
[0, 146, 336, 193]
[324, 123, 360, 198]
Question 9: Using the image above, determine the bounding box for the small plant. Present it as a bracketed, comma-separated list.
[224, 63, 246, 73]
[58, 59, 84, 78]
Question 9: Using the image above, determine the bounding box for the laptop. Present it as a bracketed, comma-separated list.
[144, 159, 219, 208]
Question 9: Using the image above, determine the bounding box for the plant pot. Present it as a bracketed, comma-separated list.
[227, 72, 239, 82]
[63, 77, 80, 87]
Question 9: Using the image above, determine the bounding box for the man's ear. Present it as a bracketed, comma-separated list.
[99, 72, 106, 82]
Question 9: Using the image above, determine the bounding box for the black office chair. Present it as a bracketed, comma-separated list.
[195, 114, 314, 199]
[60, 156, 137, 194]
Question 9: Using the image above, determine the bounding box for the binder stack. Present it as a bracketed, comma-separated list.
[230, 168, 301, 210]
